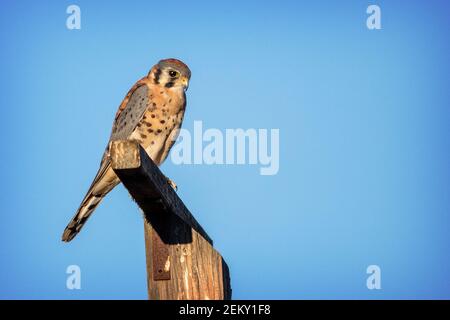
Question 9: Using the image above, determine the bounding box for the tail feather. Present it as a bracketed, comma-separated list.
[62, 193, 105, 242]
[62, 160, 119, 242]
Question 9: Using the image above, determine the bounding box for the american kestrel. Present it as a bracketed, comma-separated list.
[62, 58, 191, 242]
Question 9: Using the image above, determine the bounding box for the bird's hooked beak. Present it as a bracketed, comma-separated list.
[182, 76, 189, 91]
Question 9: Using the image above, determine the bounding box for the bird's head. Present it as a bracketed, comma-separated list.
[149, 58, 191, 91]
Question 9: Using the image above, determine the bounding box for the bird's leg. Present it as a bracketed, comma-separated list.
[165, 175, 178, 191]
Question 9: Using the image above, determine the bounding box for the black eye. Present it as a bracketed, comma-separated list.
[169, 70, 178, 78]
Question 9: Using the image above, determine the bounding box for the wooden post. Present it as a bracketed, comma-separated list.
[110, 140, 231, 300]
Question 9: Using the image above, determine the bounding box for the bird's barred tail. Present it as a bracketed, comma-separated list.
[62, 192, 105, 242]
[62, 161, 119, 242]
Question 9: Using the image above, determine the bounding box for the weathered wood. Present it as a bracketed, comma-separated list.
[110, 140, 212, 244]
[110, 140, 231, 300]
[144, 217, 231, 300]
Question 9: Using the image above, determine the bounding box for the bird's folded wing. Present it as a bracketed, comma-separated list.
[110, 83, 150, 141]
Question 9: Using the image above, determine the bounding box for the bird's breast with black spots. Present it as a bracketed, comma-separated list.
[131, 84, 186, 162]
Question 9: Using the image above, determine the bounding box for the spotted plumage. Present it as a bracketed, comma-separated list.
[62, 58, 191, 242]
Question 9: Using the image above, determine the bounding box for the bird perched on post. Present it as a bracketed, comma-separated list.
[62, 58, 191, 242]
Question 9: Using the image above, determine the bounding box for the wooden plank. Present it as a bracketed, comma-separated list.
[144, 218, 231, 300]
[110, 140, 212, 244]
[110, 140, 231, 300]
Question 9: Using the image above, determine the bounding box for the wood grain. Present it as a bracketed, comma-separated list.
[110, 140, 231, 300]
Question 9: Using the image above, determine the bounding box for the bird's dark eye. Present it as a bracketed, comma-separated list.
[169, 70, 179, 78]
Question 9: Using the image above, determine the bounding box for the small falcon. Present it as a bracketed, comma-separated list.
[62, 58, 191, 242]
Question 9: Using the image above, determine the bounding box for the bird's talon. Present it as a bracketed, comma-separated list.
[166, 177, 178, 191]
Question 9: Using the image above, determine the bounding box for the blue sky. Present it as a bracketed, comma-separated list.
[0, 0, 449, 299]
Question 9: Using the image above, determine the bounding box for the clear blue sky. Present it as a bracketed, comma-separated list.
[1, 0, 449, 299]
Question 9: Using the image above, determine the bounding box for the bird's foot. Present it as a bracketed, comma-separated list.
[165, 176, 178, 191]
